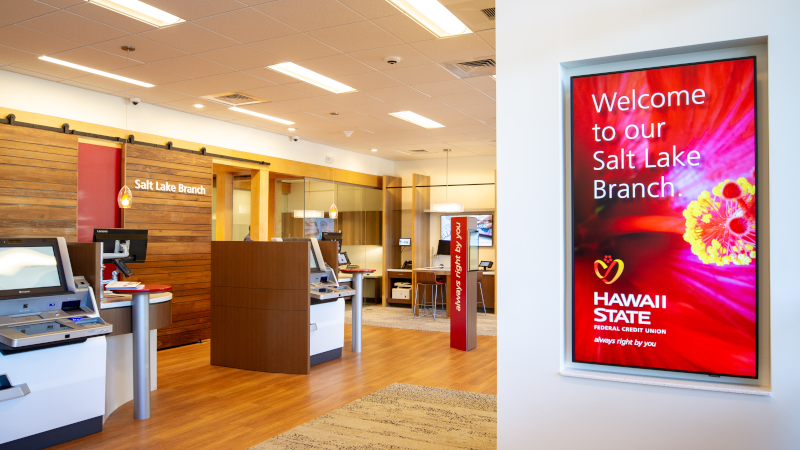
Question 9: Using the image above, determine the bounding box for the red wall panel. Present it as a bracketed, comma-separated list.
[77, 143, 121, 242]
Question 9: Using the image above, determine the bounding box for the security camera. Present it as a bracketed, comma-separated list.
[292, 136, 300, 142]
[384, 56, 401, 65]
[130, 98, 141, 106]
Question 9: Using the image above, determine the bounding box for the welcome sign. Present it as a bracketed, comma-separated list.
[570, 57, 758, 378]
[450, 216, 468, 351]
[134, 179, 206, 195]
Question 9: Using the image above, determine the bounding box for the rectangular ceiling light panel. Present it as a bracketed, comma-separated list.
[38, 56, 154, 87]
[386, 0, 472, 38]
[267, 63, 356, 94]
[389, 111, 445, 128]
[86, 0, 184, 27]
[230, 107, 295, 125]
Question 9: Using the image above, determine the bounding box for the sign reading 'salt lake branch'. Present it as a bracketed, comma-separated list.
[134, 179, 207, 195]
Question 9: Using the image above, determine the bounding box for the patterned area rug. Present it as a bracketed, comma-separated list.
[249, 383, 497, 450]
[345, 305, 497, 337]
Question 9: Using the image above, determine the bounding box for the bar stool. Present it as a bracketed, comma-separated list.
[476, 271, 487, 315]
[413, 271, 446, 320]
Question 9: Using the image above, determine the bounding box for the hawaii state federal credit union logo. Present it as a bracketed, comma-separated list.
[594, 255, 624, 284]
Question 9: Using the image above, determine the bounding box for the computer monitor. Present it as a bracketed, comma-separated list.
[321, 232, 342, 251]
[399, 238, 411, 246]
[0, 237, 71, 300]
[437, 239, 450, 256]
[93, 229, 148, 277]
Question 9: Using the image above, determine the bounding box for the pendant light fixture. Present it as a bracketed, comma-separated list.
[429, 149, 464, 213]
[328, 113, 341, 219]
[117, 45, 135, 210]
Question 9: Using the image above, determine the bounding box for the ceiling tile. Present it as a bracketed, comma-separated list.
[109, 64, 190, 85]
[345, 101, 397, 118]
[464, 75, 496, 91]
[295, 54, 374, 78]
[197, 71, 275, 91]
[67, 3, 154, 34]
[384, 64, 458, 85]
[141, 23, 239, 54]
[336, 71, 403, 90]
[410, 33, 495, 63]
[0, 25, 82, 55]
[273, 97, 338, 112]
[195, 8, 298, 43]
[372, 14, 436, 43]
[455, 102, 496, 121]
[159, 78, 230, 96]
[242, 102, 302, 116]
[199, 45, 281, 70]
[309, 21, 403, 53]
[411, 79, 476, 97]
[362, 85, 430, 104]
[388, 95, 447, 110]
[91, 35, 187, 64]
[477, 29, 495, 49]
[411, 107, 477, 125]
[58, 79, 120, 94]
[1, 65, 63, 81]
[246, 84, 311, 101]
[10, 58, 87, 79]
[120, 87, 196, 103]
[37, 0, 84, 8]
[69, 73, 145, 91]
[318, 91, 384, 107]
[255, 0, 363, 32]
[21, 11, 129, 45]
[153, 56, 235, 78]
[50, 46, 141, 72]
[0, 0, 58, 23]
[0, 45, 37, 66]
[347, 44, 432, 70]
[143, 0, 248, 21]
[435, 91, 494, 107]
[284, 81, 337, 97]
[248, 34, 339, 61]
[337, 0, 401, 19]
[162, 98, 230, 112]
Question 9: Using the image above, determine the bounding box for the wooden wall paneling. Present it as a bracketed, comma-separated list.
[251, 168, 269, 241]
[382, 176, 402, 306]
[210, 241, 310, 374]
[365, 211, 382, 245]
[121, 143, 212, 349]
[0, 124, 79, 241]
[411, 174, 431, 308]
[66, 242, 102, 302]
[215, 171, 233, 241]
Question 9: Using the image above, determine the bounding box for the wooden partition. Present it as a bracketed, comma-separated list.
[121, 143, 213, 349]
[382, 175, 402, 305]
[0, 125, 79, 241]
[210, 241, 310, 374]
[411, 174, 431, 308]
[66, 242, 102, 302]
[318, 240, 339, 277]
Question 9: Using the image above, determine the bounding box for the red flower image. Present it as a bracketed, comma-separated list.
[571, 58, 757, 378]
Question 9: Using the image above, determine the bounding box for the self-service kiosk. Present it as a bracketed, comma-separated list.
[0, 237, 112, 449]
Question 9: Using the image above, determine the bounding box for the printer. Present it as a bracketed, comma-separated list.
[0, 237, 112, 449]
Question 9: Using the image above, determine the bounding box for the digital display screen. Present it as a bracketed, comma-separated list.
[570, 57, 757, 378]
[399, 238, 411, 246]
[0, 246, 62, 291]
[441, 215, 492, 247]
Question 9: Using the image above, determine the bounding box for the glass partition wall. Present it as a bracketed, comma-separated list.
[275, 177, 383, 277]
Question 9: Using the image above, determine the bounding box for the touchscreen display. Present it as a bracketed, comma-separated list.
[0, 247, 61, 290]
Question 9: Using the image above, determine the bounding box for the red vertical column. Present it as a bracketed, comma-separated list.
[77, 142, 121, 242]
[450, 216, 468, 350]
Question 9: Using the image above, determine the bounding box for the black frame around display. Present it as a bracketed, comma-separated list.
[569, 56, 759, 379]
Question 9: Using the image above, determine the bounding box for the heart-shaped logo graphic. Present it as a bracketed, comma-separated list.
[594, 259, 624, 284]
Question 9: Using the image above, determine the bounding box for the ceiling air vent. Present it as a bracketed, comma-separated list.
[442, 56, 496, 79]
[445, 0, 495, 32]
[481, 7, 495, 20]
[200, 92, 266, 106]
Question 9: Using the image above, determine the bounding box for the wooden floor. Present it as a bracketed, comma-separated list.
[53, 324, 497, 450]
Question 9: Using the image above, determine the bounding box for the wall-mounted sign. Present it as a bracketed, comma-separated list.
[134, 179, 207, 195]
[570, 57, 757, 378]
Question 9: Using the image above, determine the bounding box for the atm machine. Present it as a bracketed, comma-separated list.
[0, 237, 112, 449]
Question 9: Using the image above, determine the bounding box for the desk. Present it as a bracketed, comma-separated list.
[410, 269, 496, 318]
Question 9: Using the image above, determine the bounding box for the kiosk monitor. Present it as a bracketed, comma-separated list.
[0, 238, 70, 300]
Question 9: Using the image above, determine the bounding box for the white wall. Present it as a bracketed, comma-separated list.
[499, 0, 800, 449]
[0, 70, 394, 177]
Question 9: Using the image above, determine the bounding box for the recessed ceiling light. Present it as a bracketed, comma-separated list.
[230, 106, 294, 125]
[86, 0, 185, 28]
[386, 0, 471, 38]
[38, 56, 154, 87]
[288, 128, 296, 131]
[193, 104, 204, 108]
[371, 149, 378, 152]
[267, 62, 356, 94]
[389, 111, 445, 129]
